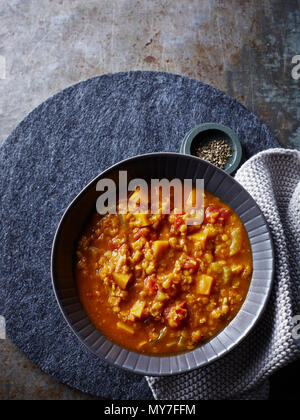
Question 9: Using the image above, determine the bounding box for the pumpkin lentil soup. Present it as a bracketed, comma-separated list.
[76, 189, 252, 355]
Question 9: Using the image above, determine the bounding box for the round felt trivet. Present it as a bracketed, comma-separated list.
[0, 71, 279, 399]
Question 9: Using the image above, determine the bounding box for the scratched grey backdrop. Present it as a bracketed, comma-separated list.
[0, 0, 299, 400]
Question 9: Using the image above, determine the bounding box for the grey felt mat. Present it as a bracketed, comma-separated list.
[0, 71, 279, 399]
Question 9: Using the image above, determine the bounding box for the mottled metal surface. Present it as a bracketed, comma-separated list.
[0, 0, 299, 148]
[0, 339, 99, 400]
[0, 0, 299, 400]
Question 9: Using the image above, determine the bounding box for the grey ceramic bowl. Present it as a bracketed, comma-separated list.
[51, 152, 274, 376]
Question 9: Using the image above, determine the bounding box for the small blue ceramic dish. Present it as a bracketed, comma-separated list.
[180, 123, 243, 175]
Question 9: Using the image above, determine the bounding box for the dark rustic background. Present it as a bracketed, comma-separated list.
[0, 0, 299, 400]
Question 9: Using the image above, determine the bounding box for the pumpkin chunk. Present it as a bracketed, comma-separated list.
[130, 300, 146, 319]
[152, 240, 169, 258]
[117, 322, 134, 334]
[223, 266, 231, 284]
[189, 231, 207, 249]
[230, 227, 242, 256]
[196, 274, 214, 295]
[112, 272, 132, 289]
[209, 261, 226, 274]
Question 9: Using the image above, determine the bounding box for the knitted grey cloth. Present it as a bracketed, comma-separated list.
[147, 148, 300, 400]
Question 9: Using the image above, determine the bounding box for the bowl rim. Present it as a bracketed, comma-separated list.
[51, 152, 274, 376]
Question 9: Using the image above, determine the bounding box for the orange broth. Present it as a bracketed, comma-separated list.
[76, 189, 252, 355]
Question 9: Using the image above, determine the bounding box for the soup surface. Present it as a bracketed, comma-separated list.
[76, 189, 252, 355]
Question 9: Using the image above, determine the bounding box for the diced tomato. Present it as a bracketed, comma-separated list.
[205, 206, 231, 224]
[175, 301, 187, 315]
[174, 214, 184, 230]
[164, 301, 188, 328]
[183, 258, 199, 273]
[205, 206, 220, 223]
[170, 213, 185, 234]
[219, 208, 231, 220]
[144, 276, 158, 295]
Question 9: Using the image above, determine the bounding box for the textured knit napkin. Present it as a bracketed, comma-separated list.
[147, 148, 300, 400]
